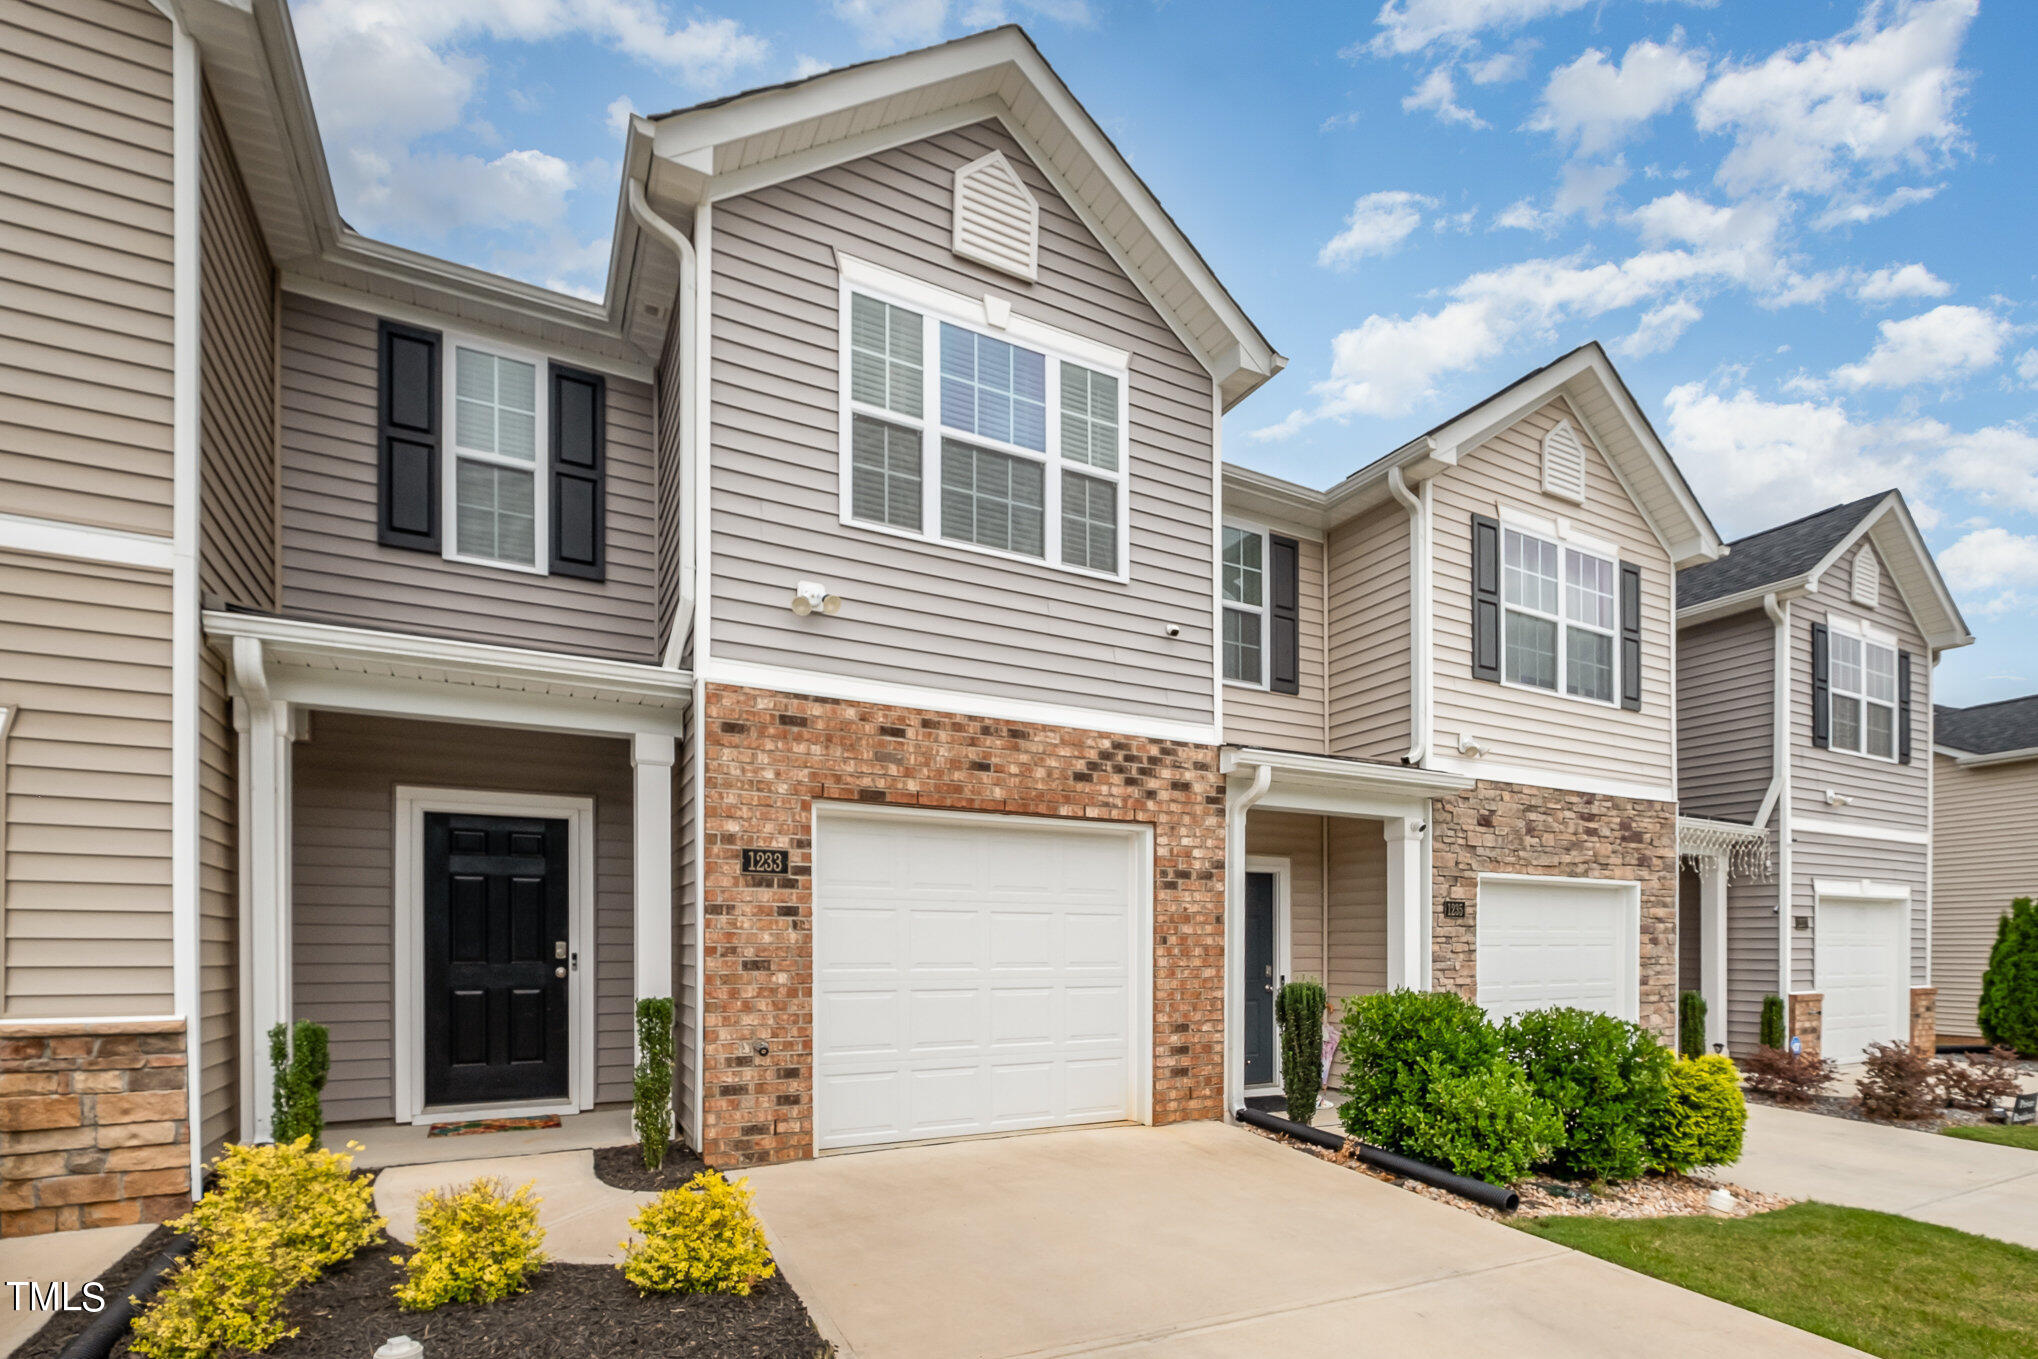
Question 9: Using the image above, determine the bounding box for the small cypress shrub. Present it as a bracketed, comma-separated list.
[1274, 979, 1328, 1124]
[1759, 994, 1786, 1050]
[634, 997, 676, 1171]
[269, 1020, 329, 1148]
[1678, 991, 1707, 1059]
[1978, 897, 2038, 1056]
[619, 1173, 776, 1296]
[1649, 1055, 1746, 1172]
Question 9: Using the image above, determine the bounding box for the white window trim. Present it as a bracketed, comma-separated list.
[1221, 520, 1269, 689]
[1826, 614, 1899, 763]
[1498, 523, 1620, 709]
[441, 332, 551, 576]
[835, 252, 1133, 584]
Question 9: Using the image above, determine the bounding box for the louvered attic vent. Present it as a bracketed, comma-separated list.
[952, 151, 1039, 282]
[1541, 418, 1588, 504]
[1852, 549, 1880, 607]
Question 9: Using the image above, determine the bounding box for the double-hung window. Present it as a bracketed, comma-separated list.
[1501, 525, 1618, 703]
[1221, 525, 1265, 685]
[1829, 622, 1898, 759]
[839, 258, 1129, 580]
[447, 340, 546, 572]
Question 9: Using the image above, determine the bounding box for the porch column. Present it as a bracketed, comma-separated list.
[231, 637, 296, 1143]
[1702, 854, 1729, 1051]
[1384, 817, 1428, 991]
[631, 733, 676, 1020]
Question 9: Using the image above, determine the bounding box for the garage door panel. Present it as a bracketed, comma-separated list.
[1477, 878, 1638, 1023]
[816, 813, 1142, 1151]
[1818, 899, 1906, 1063]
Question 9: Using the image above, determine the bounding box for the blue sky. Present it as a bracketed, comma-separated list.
[291, 0, 2038, 705]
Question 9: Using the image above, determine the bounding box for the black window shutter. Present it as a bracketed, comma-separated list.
[1269, 533, 1301, 695]
[377, 320, 441, 553]
[1471, 514, 1502, 682]
[1619, 561, 1643, 712]
[548, 364, 606, 580]
[1898, 649, 1913, 763]
[1810, 622, 1831, 748]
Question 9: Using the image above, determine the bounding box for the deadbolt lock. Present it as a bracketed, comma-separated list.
[554, 940, 568, 960]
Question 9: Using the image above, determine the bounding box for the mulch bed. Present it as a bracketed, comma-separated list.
[592, 1141, 712, 1193]
[14, 1226, 176, 1359]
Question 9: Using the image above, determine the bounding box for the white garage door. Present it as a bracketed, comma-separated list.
[1817, 897, 1908, 1064]
[1477, 876, 1639, 1022]
[813, 810, 1146, 1152]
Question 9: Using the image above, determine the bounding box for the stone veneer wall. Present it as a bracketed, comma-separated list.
[1908, 987, 1937, 1053]
[1428, 782, 1679, 1039]
[0, 1020, 191, 1236]
[697, 683, 1226, 1167]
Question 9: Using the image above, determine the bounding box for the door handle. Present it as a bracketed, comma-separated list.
[554, 966, 567, 979]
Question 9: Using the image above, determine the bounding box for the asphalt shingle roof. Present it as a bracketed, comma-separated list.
[1935, 697, 2038, 756]
[1676, 492, 1888, 608]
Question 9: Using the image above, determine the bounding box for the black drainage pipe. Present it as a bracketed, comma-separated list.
[1237, 1107, 1520, 1213]
[57, 1233, 193, 1359]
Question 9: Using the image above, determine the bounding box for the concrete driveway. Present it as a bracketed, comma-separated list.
[1730, 1103, 2038, 1248]
[744, 1122, 1858, 1359]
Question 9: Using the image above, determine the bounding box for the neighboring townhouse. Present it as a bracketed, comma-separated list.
[1218, 344, 1724, 1105]
[1675, 493, 1971, 1062]
[1931, 697, 2038, 1043]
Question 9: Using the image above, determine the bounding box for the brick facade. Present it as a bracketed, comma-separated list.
[1909, 986, 1937, 1053]
[1428, 781, 1679, 1039]
[0, 1020, 191, 1237]
[697, 683, 1226, 1168]
[1788, 992, 1824, 1061]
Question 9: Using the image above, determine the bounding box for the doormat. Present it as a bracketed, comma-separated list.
[426, 1115, 563, 1138]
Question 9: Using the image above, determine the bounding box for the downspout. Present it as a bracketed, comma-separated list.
[1759, 592, 1794, 1004]
[1224, 762, 1273, 1121]
[1387, 467, 1429, 765]
[627, 179, 699, 670]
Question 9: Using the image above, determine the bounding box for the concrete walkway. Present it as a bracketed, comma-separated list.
[0, 1222, 152, 1357]
[372, 1149, 655, 1264]
[1731, 1103, 2038, 1248]
[745, 1122, 1861, 1359]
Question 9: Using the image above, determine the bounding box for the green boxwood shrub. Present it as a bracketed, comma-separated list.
[1500, 1007, 1674, 1183]
[269, 1020, 329, 1149]
[1275, 979, 1328, 1124]
[1403, 1058, 1561, 1185]
[1978, 897, 2038, 1056]
[1649, 1055, 1746, 1172]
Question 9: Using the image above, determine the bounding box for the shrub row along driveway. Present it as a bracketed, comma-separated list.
[1731, 1104, 2038, 1249]
[746, 1122, 1856, 1359]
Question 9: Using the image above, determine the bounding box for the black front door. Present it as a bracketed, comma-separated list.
[1244, 871, 1277, 1086]
[423, 813, 570, 1107]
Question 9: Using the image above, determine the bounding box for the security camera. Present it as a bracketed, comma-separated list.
[1164, 623, 1182, 637]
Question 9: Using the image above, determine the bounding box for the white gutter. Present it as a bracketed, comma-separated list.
[1760, 592, 1793, 1001]
[626, 178, 700, 670]
[1387, 466, 1430, 765]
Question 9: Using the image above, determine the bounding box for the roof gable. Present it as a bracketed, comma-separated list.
[1937, 697, 2038, 759]
[1677, 495, 1882, 608]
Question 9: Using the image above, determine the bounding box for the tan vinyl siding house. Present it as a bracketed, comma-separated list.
[0, 0, 177, 538]
[1326, 501, 1410, 763]
[706, 121, 1218, 730]
[1676, 611, 1773, 823]
[1933, 751, 2034, 1038]
[1224, 531, 1327, 752]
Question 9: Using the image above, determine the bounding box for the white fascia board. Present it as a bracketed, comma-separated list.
[1223, 746, 1472, 805]
[1791, 813, 1930, 845]
[1676, 580, 1813, 628]
[1221, 465, 1328, 537]
[1422, 751, 1677, 805]
[1321, 438, 1455, 527]
[0, 513, 175, 571]
[1941, 743, 2038, 767]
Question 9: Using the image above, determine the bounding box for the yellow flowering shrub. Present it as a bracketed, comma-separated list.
[619, 1173, 776, 1296]
[131, 1139, 382, 1359]
[392, 1177, 547, 1310]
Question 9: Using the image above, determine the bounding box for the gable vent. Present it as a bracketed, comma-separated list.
[951, 151, 1039, 282]
[1851, 548, 1880, 608]
[1541, 418, 1588, 504]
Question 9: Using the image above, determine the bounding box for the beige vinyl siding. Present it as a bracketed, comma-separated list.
[197, 650, 237, 1153]
[1794, 831, 1930, 991]
[1678, 864, 1701, 996]
[1676, 611, 1774, 821]
[1430, 399, 1676, 791]
[1932, 752, 2033, 1037]
[707, 121, 1218, 728]
[676, 713, 700, 1145]
[654, 307, 684, 663]
[290, 713, 636, 1123]
[198, 82, 277, 613]
[1789, 544, 1930, 830]
[1224, 533, 1326, 752]
[276, 294, 660, 662]
[0, 0, 175, 536]
[1726, 876, 1779, 1054]
[1246, 813, 1324, 982]
[1326, 819, 1388, 1000]
[0, 550, 174, 1015]
[1326, 501, 1411, 762]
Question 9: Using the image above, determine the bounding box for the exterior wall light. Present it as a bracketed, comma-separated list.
[791, 580, 842, 616]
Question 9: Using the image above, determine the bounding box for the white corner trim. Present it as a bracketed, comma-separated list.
[704, 658, 1220, 746]
[835, 251, 1131, 373]
[392, 787, 598, 1124]
[1791, 814, 1929, 845]
[1812, 876, 1912, 903]
[1421, 752, 1676, 805]
[0, 514, 176, 572]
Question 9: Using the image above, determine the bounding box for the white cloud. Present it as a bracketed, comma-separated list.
[1620, 297, 1702, 356]
[1852, 263, 1952, 304]
[340, 145, 580, 240]
[1830, 304, 2013, 389]
[1403, 67, 1486, 128]
[1695, 0, 1976, 203]
[1813, 182, 1944, 229]
[1935, 425, 2038, 514]
[1319, 191, 1438, 270]
[831, 0, 1090, 49]
[1494, 198, 1557, 233]
[1366, 0, 1599, 58]
[2019, 350, 2038, 386]
[792, 54, 832, 79]
[1939, 527, 2038, 596]
[1530, 36, 1707, 156]
[1467, 44, 1535, 85]
[1551, 158, 1628, 223]
[604, 95, 638, 139]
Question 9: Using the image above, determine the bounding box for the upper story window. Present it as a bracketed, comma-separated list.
[1222, 525, 1265, 685]
[1829, 619, 1898, 760]
[837, 255, 1130, 582]
[450, 345, 543, 570]
[1501, 525, 1618, 704]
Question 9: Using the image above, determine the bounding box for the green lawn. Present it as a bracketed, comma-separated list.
[1942, 1124, 2038, 1151]
[1519, 1203, 2038, 1358]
